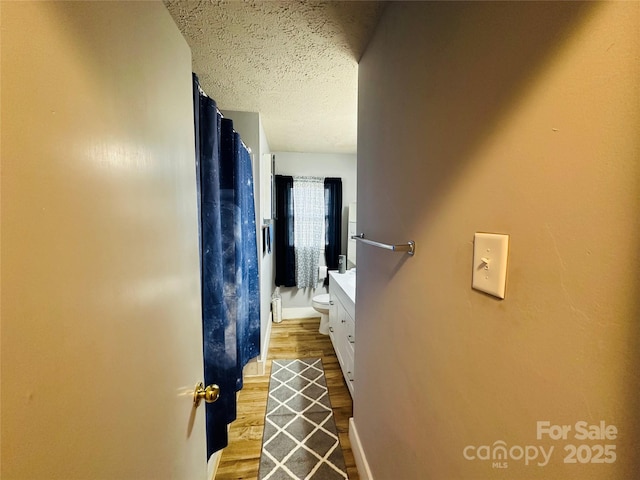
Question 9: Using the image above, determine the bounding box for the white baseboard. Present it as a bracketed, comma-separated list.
[282, 306, 320, 320]
[207, 449, 222, 480]
[349, 417, 373, 480]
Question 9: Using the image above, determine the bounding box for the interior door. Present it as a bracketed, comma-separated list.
[1, 2, 207, 478]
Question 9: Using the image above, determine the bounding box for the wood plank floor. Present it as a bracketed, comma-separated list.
[216, 317, 359, 480]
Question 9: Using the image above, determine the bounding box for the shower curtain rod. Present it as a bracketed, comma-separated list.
[351, 233, 416, 256]
[196, 87, 248, 152]
[196, 85, 224, 118]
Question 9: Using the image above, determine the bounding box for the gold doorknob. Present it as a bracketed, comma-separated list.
[193, 382, 220, 407]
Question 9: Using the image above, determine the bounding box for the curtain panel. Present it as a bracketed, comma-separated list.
[324, 178, 342, 286]
[274, 175, 295, 287]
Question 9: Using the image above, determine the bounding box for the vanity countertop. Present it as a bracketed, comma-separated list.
[329, 270, 355, 310]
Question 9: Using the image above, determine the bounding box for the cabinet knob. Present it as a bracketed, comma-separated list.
[348, 335, 355, 344]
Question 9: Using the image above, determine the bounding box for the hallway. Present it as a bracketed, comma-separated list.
[216, 318, 358, 480]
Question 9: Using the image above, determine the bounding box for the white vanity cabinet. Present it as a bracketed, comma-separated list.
[328, 271, 355, 397]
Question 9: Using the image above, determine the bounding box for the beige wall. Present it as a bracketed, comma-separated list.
[356, 2, 639, 479]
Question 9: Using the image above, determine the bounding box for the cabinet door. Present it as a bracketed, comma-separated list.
[328, 297, 340, 352]
[329, 296, 339, 341]
[330, 301, 347, 367]
[345, 313, 356, 347]
[343, 312, 355, 396]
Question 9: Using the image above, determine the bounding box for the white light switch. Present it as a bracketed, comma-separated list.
[473, 233, 509, 299]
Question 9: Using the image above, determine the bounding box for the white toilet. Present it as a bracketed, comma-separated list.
[312, 293, 331, 335]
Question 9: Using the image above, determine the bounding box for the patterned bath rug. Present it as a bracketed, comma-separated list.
[258, 358, 348, 480]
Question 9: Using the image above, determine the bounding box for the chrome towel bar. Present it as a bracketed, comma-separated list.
[351, 233, 416, 256]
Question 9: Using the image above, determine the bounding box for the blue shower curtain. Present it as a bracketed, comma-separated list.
[193, 74, 260, 457]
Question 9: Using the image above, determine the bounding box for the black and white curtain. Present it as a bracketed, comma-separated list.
[293, 177, 324, 288]
[275, 175, 342, 288]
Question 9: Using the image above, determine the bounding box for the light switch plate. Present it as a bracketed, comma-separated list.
[473, 233, 509, 299]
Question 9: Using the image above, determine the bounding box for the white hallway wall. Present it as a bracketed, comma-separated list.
[275, 151, 357, 309]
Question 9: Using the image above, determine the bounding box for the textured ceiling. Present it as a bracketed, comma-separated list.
[165, 1, 386, 154]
